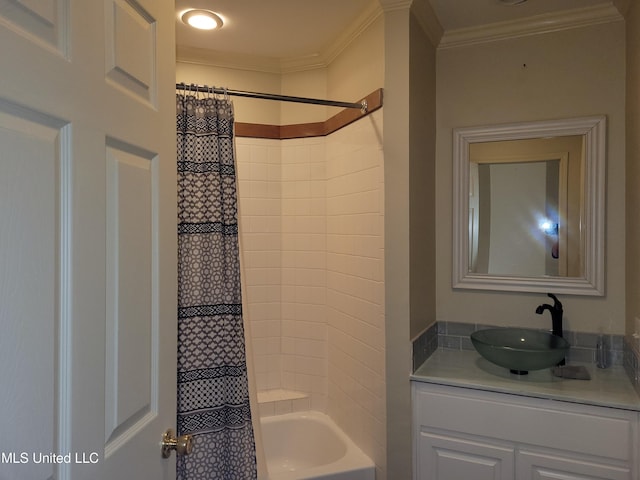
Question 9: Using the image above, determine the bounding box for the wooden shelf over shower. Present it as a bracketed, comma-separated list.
[235, 88, 383, 140]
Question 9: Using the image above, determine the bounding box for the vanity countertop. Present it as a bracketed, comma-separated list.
[411, 348, 640, 412]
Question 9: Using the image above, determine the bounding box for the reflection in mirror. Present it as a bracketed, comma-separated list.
[469, 136, 580, 277]
[453, 116, 606, 296]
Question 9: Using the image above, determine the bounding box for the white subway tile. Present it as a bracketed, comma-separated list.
[238, 121, 385, 464]
[267, 370, 281, 390]
[259, 402, 275, 417]
[310, 393, 327, 413]
[282, 372, 295, 391]
[275, 400, 293, 415]
[292, 397, 311, 412]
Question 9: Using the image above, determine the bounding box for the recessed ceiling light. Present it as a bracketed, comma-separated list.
[499, 0, 528, 4]
[181, 9, 223, 30]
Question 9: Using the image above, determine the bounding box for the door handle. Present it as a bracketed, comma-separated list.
[161, 429, 194, 458]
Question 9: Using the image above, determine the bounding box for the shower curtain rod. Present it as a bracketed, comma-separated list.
[176, 82, 368, 113]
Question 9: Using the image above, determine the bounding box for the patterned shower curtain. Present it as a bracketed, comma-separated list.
[176, 90, 257, 480]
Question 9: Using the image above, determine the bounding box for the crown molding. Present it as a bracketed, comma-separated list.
[378, 0, 412, 13]
[410, 0, 444, 47]
[439, 3, 624, 50]
[613, 0, 631, 16]
[321, 1, 383, 66]
[176, 46, 285, 74]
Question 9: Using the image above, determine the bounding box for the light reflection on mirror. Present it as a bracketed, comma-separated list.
[468, 135, 583, 278]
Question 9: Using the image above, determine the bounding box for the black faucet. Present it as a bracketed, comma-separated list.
[535, 293, 563, 337]
[536, 293, 565, 366]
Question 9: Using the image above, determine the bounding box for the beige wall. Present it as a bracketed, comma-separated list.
[626, 3, 640, 339]
[382, 4, 439, 480]
[327, 16, 385, 110]
[280, 69, 329, 124]
[409, 12, 437, 341]
[436, 21, 626, 334]
[176, 62, 282, 124]
[382, 6, 412, 480]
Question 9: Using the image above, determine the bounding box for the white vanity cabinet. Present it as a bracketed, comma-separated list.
[412, 382, 639, 480]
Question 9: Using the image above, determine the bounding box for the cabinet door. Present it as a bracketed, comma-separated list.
[417, 431, 514, 480]
[517, 450, 632, 480]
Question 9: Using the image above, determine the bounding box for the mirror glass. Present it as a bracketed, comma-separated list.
[453, 116, 606, 295]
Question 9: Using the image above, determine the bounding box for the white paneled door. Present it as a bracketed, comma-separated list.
[0, 1, 177, 479]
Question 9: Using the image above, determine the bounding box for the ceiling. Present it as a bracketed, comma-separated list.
[175, 0, 375, 60]
[174, 0, 615, 61]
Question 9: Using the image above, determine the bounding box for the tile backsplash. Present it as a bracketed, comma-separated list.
[412, 321, 626, 373]
[623, 338, 640, 397]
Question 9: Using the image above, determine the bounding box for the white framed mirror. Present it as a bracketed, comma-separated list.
[452, 116, 606, 296]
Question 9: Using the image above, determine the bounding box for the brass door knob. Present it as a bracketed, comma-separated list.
[161, 429, 194, 458]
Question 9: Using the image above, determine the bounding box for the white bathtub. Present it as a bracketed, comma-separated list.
[260, 411, 375, 480]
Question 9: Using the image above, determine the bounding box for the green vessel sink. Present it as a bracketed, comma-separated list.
[470, 328, 569, 375]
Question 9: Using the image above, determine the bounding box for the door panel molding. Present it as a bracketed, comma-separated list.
[0, 0, 69, 56]
[105, 137, 159, 458]
[105, 0, 156, 106]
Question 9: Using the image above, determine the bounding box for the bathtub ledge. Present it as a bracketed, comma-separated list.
[257, 389, 308, 403]
[258, 389, 311, 417]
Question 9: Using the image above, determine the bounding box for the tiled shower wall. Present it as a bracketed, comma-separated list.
[325, 113, 385, 466]
[235, 109, 385, 468]
[280, 137, 328, 411]
[235, 138, 283, 393]
[236, 137, 329, 412]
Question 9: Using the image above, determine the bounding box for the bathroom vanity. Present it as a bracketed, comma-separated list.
[411, 350, 640, 480]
